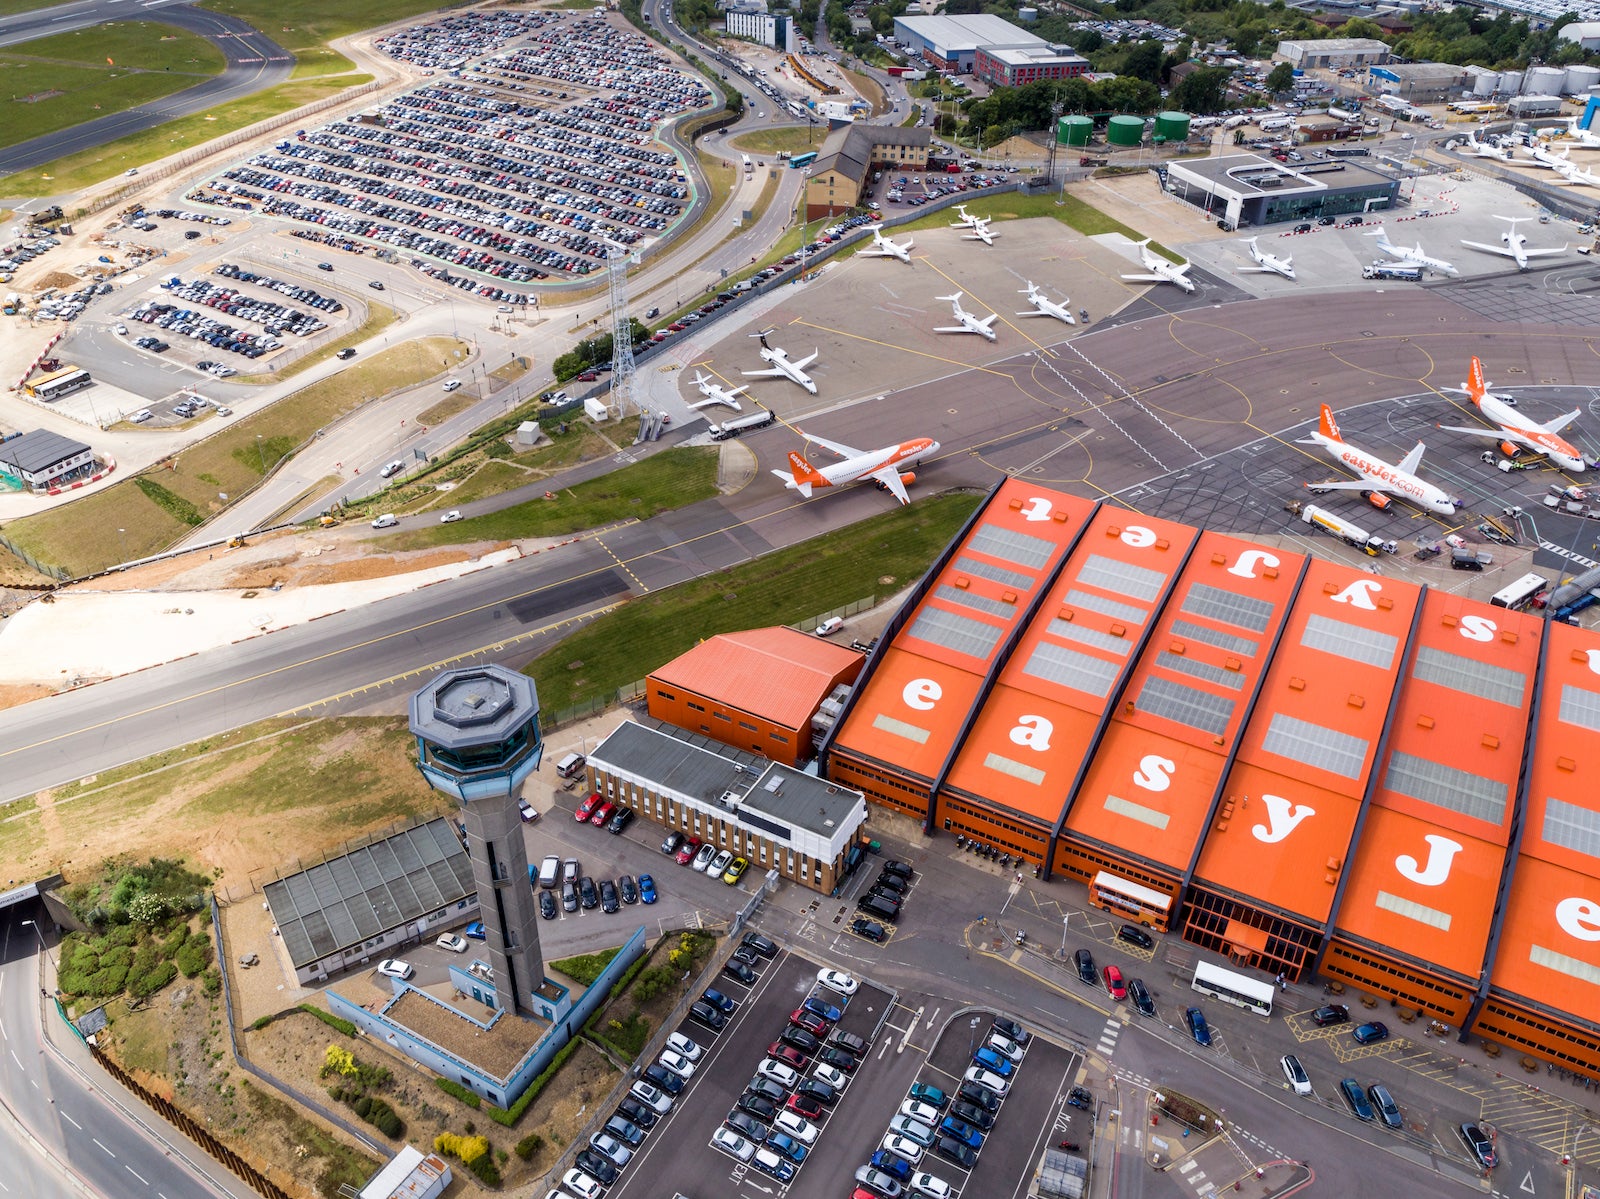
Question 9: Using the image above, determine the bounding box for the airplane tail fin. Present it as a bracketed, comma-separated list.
[1465, 356, 1487, 405]
[1318, 404, 1342, 442]
[784, 450, 829, 497]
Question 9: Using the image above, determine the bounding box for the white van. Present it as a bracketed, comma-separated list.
[537, 855, 561, 889]
[370, 514, 398, 529]
[556, 752, 586, 779]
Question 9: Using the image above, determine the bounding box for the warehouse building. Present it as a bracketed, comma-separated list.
[1368, 62, 1469, 104]
[1163, 152, 1399, 228]
[0, 429, 94, 492]
[803, 123, 931, 219]
[1274, 37, 1391, 69]
[893, 13, 1053, 74]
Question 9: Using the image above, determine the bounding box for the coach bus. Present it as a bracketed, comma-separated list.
[25, 366, 92, 401]
[1087, 870, 1173, 931]
[1490, 572, 1550, 610]
[1192, 960, 1275, 1016]
[788, 150, 818, 170]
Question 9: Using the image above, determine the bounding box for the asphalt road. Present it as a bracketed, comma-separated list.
[0, 1, 293, 179]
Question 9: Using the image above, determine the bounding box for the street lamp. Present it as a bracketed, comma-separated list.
[116, 527, 127, 562]
[256, 434, 265, 474]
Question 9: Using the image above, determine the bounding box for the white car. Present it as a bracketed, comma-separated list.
[984, 1032, 1024, 1062]
[131, 408, 153, 423]
[658, 1049, 697, 1079]
[817, 968, 858, 995]
[667, 1031, 703, 1061]
[1280, 1053, 1312, 1096]
[376, 959, 413, 980]
[435, 933, 468, 954]
[815, 616, 845, 636]
[881, 1132, 925, 1164]
[440, 509, 463, 523]
[813, 1062, 848, 1090]
[773, 1110, 819, 1145]
[561, 1168, 604, 1199]
[711, 1126, 755, 1162]
[899, 1099, 943, 1125]
[706, 849, 734, 877]
[756, 1058, 799, 1089]
[629, 1080, 673, 1113]
[910, 1172, 954, 1199]
[588, 1132, 633, 1168]
[964, 1065, 1009, 1095]
[442, 378, 462, 391]
[692, 843, 717, 872]
[113, 323, 128, 335]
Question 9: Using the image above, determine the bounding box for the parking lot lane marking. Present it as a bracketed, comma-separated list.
[925, 1005, 941, 1029]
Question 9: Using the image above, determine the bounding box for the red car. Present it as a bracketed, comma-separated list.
[575, 793, 603, 822]
[675, 836, 703, 866]
[1103, 964, 1127, 1001]
[767, 1043, 808, 1069]
[786, 1093, 825, 1120]
[789, 1010, 828, 1037]
[590, 801, 616, 827]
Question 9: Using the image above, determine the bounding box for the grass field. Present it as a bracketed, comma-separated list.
[201, 0, 464, 75]
[897, 191, 1178, 261]
[526, 491, 981, 712]
[4, 336, 466, 576]
[0, 22, 225, 151]
[728, 127, 821, 157]
[0, 0, 69, 14]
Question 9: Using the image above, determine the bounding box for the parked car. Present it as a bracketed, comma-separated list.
[1352, 1021, 1390, 1045]
[1074, 948, 1096, 984]
[638, 874, 657, 904]
[707, 849, 735, 877]
[889, 1115, 936, 1147]
[963, 1066, 1009, 1095]
[756, 1058, 799, 1089]
[691, 1000, 726, 1030]
[724, 960, 757, 985]
[973, 1047, 1013, 1077]
[643, 1063, 685, 1095]
[615, 1097, 657, 1129]
[818, 1045, 859, 1073]
[572, 1151, 616, 1185]
[1459, 1121, 1497, 1169]
[1281, 1053, 1312, 1096]
[1339, 1078, 1376, 1121]
[1103, 965, 1128, 1001]
[935, 1136, 977, 1168]
[951, 1100, 994, 1130]
[517, 797, 537, 822]
[779, 1025, 820, 1054]
[589, 801, 615, 827]
[628, 1080, 673, 1114]
[562, 1168, 604, 1199]
[722, 855, 749, 884]
[741, 931, 778, 958]
[619, 875, 639, 905]
[737, 1092, 778, 1122]
[900, 1099, 943, 1126]
[435, 933, 468, 953]
[796, 1078, 838, 1107]
[818, 968, 858, 995]
[539, 890, 557, 919]
[774, 1108, 819, 1144]
[660, 830, 683, 855]
[908, 1082, 949, 1110]
[376, 959, 413, 980]
[957, 1081, 999, 1112]
[1185, 1007, 1212, 1046]
[692, 843, 718, 872]
[1117, 924, 1154, 950]
[578, 876, 599, 909]
[658, 1049, 696, 1079]
[712, 1126, 756, 1161]
[1128, 978, 1156, 1017]
[789, 1009, 828, 1037]
[991, 1017, 1028, 1045]
[607, 806, 634, 835]
[1312, 1004, 1350, 1027]
[854, 1164, 905, 1198]
[587, 1133, 632, 1169]
[703, 988, 737, 1012]
[940, 1116, 984, 1149]
[1368, 1083, 1402, 1129]
[851, 918, 888, 942]
[802, 996, 842, 1023]
[575, 793, 603, 822]
[880, 1134, 924, 1165]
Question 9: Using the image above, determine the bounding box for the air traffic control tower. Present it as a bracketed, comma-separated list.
[410, 666, 544, 1019]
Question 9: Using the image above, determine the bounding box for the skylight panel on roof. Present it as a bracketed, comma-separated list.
[1171, 618, 1258, 657]
[906, 605, 1003, 659]
[1558, 684, 1600, 733]
[1261, 713, 1370, 779]
[1412, 646, 1526, 708]
[1046, 619, 1133, 657]
[954, 554, 1034, 590]
[1181, 583, 1274, 634]
[968, 523, 1057, 570]
[935, 584, 1016, 619]
[1300, 613, 1398, 669]
[1136, 675, 1235, 735]
[1022, 640, 1121, 698]
[1155, 651, 1245, 691]
[1542, 797, 1600, 861]
[1383, 750, 1509, 824]
[1064, 588, 1147, 624]
[1077, 554, 1165, 602]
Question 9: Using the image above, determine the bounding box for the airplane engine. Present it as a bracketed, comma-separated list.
[899, 471, 917, 486]
[1498, 440, 1523, 459]
[1361, 489, 1392, 511]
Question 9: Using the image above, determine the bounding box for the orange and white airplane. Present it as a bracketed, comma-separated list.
[1299, 403, 1459, 515]
[1439, 356, 1588, 473]
[772, 431, 940, 506]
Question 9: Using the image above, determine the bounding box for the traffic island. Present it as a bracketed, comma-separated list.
[1145, 1087, 1226, 1170]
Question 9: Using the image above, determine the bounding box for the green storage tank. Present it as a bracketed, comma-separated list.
[1106, 115, 1145, 147]
[1057, 115, 1093, 146]
[1155, 111, 1190, 142]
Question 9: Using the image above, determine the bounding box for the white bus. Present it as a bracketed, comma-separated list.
[1490, 572, 1549, 610]
[25, 366, 92, 401]
[1087, 870, 1173, 929]
[1192, 960, 1274, 1016]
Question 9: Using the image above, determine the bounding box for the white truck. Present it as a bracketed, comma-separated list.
[1286, 501, 1396, 556]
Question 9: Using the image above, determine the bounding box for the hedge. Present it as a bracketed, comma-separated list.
[484, 1037, 582, 1127]
[434, 1077, 482, 1109]
[298, 1004, 357, 1037]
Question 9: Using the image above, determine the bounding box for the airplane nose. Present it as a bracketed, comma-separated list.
[927, 441, 941, 456]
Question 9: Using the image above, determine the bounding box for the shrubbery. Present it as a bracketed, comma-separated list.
[435, 1132, 500, 1183]
[514, 1132, 544, 1160]
[326, 1046, 403, 1138]
[434, 1078, 481, 1108]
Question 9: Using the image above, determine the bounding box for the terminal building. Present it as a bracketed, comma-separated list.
[1162, 153, 1400, 228]
[800, 475, 1600, 1074]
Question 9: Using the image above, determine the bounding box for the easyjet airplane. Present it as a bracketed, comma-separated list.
[1439, 356, 1588, 473]
[772, 431, 940, 506]
[1299, 404, 1459, 515]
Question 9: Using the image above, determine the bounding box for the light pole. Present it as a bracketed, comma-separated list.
[21, 918, 55, 993]
[116, 527, 127, 562]
[1060, 914, 1069, 958]
[255, 434, 265, 474]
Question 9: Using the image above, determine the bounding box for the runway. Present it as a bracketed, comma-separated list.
[0, 1, 293, 179]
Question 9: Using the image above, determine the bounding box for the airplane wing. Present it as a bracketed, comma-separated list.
[1237, 266, 1274, 273]
[868, 465, 912, 505]
[857, 246, 890, 257]
[1542, 408, 1584, 433]
[1460, 240, 1518, 258]
[742, 366, 785, 378]
[1120, 272, 1166, 284]
[933, 325, 970, 334]
[800, 431, 863, 459]
[1309, 480, 1379, 492]
[792, 350, 820, 370]
[977, 315, 998, 329]
[1437, 423, 1505, 441]
[1397, 442, 1426, 475]
[1521, 246, 1568, 258]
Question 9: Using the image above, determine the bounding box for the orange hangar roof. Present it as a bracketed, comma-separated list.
[1488, 621, 1600, 1022]
[649, 626, 865, 731]
[828, 481, 1094, 784]
[1063, 533, 1309, 876]
[1191, 559, 1423, 927]
[1333, 594, 1543, 981]
[939, 508, 1201, 828]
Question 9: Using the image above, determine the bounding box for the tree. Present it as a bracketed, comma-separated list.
[1264, 62, 1295, 94]
[1171, 66, 1232, 114]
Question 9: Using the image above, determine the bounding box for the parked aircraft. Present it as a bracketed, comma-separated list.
[771, 431, 941, 505]
[1237, 237, 1296, 280]
[1120, 239, 1196, 293]
[1521, 141, 1570, 170]
[963, 217, 998, 246]
[1299, 404, 1458, 515]
[1563, 119, 1600, 148]
[1365, 226, 1458, 276]
[1439, 356, 1588, 472]
[1551, 154, 1600, 187]
[1016, 281, 1075, 324]
[689, 371, 746, 412]
[1461, 132, 1512, 161]
[950, 204, 981, 231]
[859, 225, 914, 264]
[933, 292, 998, 341]
[742, 328, 819, 394]
[1460, 216, 1567, 271]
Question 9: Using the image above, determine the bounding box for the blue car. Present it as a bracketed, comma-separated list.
[802, 996, 842, 1023]
[1352, 1021, 1390, 1045]
[464, 921, 486, 940]
[638, 873, 657, 904]
[703, 988, 737, 1013]
[940, 1116, 984, 1149]
[767, 1132, 807, 1164]
[973, 1047, 1014, 1077]
[869, 1148, 913, 1182]
[1185, 1007, 1212, 1046]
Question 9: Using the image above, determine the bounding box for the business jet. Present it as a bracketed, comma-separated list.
[1461, 132, 1512, 161]
[1564, 120, 1600, 148]
[933, 292, 998, 341]
[1438, 355, 1588, 472]
[1299, 403, 1459, 515]
[962, 217, 998, 246]
[1237, 237, 1296, 280]
[771, 430, 941, 506]
[950, 204, 981, 231]
[1365, 225, 1459, 276]
[688, 370, 746, 412]
[742, 328, 819, 394]
[1120, 239, 1196, 293]
[1551, 155, 1600, 187]
[1016, 281, 1074, 324]
[859, 225, 914, 264]
[1460, 216, 1567, 271]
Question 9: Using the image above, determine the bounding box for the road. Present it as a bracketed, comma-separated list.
[0, 0, 293, 179]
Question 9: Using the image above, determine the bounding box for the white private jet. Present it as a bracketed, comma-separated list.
[1365, 225, 1459, 276]
[742, 328, 819, 394]
[1438, 355, 1588, 473]
[688, 370, 746, 412]
[1237, 237, 1296, 280]
[962, 216, 998, 246]
[858, 224, 915, 264]
[1524, 142, 1575, 172]
[1564, 120, 1600, 148]
[1460, 216, 1567, 271]
[950, 204, 981, 231]
[1299, 403, 1459, 515]
[1120, 239, 1196, 293]
[772, 430, 941, 506]
[1462, 132, 1512, 161]
[1016, 281, 1074, 325]
[933, 292, 998, 342]
[1551, 155, 1600, 188]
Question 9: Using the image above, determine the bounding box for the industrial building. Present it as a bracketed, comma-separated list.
[0, 430, 94, 492]
[807, 475, 1600, 1074]
[973, 44, 1089, 88]
[803, 123, 931, 219]
[1162, 153, 1399, 228]
[1368, 62, 1468, 104]
[724, 8, 797, 54]
[893, 13, 1058, 75]
[1273, 37, 1391, 70]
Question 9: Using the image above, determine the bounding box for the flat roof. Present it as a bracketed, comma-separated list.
[984, 45, 1088, 67]
[1371, 63, 1468, 81]
[385, 987, 541, 1080]
[1169, 153, 1395, 197]
[895, 13, 1045, 52]
[649, 626, 862, 731]
[1278, 37, 1389, 51]
[1192, 559, 1423, 925]
[408, 665, 538, 750]
[0, 429, 90, 474]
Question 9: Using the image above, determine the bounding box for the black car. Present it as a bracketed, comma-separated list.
[616, 1097, 657, 1129]
[573, 1150, 617, 1185]
[1073, 948, 1097, 985]
[538, 889, 557, 919]
[1117, 924, 1154, 950]
[951, 1100, 995, 1130]
[607, 807, 635, 835]
[731, 945, 761, 967]
[1459, 1122, 1497, 1169]
[578, 876, 599, 909]
[1128, 977, 1156, 1017]
[600, 880, 620, 913]
[317, 262, 335, 271]
[724, 960, 757, 985]
[726, 1109, 768, 1142]
[1312, 1004, 1350, 1027]
[1293, 222, 1312, 234]
[747, 1075, 786, 1104]
[991, 1017, 1029, 1045]
[335, 347, 357, 360]
[851, 918, 888, 942]
[1317, 215, 1336, 226]
[644, 1063, 685, 1095]
[957, 1081, 1000, 1112]
[736, 1092, 778, 1121]
[741, 931, 778, 958]
[873, 872, 909, 895]
[882, 860, 915, 881]
[661, 831, 683, 855]
[691, 1001, 726, 1030]
[1343, 215, 1364, 226]
[796, 1078, 838, 1107]
[818, 1045, 859, 1073]
[869, 884, 906, 905]
[619, 875, 639, 905]
[858, 894, 900, 922]
[779, 1024, 821, 1053]
[935, 1135, 978, 1168]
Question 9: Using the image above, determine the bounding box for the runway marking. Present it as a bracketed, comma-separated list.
[1064, 342, 1203, 460]
[917, 257, 1059, 356]
[788, 318, 1020, 377]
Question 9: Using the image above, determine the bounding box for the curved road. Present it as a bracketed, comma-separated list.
[0, 1, 293, 179]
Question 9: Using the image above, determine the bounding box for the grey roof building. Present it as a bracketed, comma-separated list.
[1164, 153, 1400, 228]
[0, 430, 93, 491]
